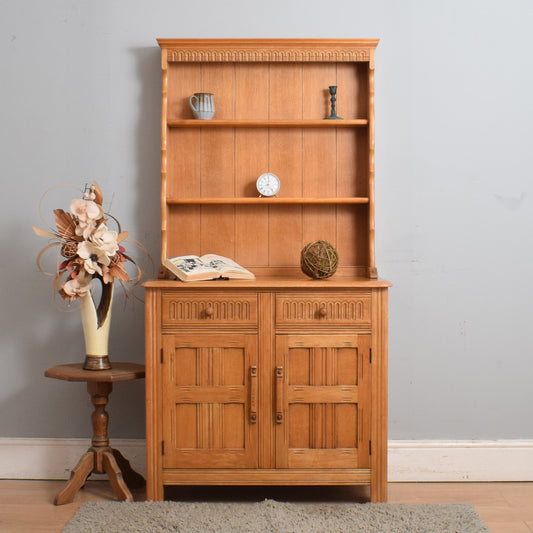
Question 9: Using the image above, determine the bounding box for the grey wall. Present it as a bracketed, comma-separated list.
[1, 0, 532, 441]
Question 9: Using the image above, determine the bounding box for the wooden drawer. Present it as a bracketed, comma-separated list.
[276, 292, 371, 327]
[162, 292, 258, 327]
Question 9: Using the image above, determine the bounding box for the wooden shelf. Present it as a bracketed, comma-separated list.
[166, 119, 368, 128]
[167, 197, 370, 205]
[144, 275, 391, 289]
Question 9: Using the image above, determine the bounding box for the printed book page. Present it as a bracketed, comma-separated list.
[163, 254, 255, 281]
[199, 254, 252, 274]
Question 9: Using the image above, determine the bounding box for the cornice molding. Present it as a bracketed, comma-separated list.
[158, 40, 378, 68]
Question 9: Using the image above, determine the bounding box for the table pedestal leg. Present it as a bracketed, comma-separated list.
[102, 450, 133, 501]
[54, 452, 94, 505]
[53, 381, 145, 505]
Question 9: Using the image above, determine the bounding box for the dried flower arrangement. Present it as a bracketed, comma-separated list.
[33, 182, 142, 327]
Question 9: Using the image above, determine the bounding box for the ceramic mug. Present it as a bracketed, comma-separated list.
[189, 92, 215, 120]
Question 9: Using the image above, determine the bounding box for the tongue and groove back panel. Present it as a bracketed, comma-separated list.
[161, 48, 374, 277]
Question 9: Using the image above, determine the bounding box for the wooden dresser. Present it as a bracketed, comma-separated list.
[145, 39, 390, 502]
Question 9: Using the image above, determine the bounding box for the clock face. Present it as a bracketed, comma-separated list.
[256, 173, 280, 197]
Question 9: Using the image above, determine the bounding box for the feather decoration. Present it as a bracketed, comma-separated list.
[53, 209, 79, 241]
[109, 262, 130, 282]
[32, 225, 59, 239]
[92, 182, 104, 206]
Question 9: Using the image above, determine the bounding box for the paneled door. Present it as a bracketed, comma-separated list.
[275, 335, 371, 469]
[161, 334, 259, 469]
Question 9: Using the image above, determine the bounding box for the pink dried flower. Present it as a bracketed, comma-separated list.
[70, 198, 103, 222]
[62, 271, 92, 300]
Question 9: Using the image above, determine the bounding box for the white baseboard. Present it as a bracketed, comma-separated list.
[0, 438, 146, 480]
[1, 438, 532, 482]
[388, 439, 533, 482]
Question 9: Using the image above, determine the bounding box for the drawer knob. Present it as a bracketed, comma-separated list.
[204, 306, 214, 317]
[319, 307, 328, 317]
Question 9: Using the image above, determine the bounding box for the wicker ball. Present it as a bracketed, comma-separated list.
[61, 241, 78, 259]
[300, 240, 339, 279]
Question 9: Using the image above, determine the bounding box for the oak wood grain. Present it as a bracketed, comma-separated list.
[151, 39, 388, 503]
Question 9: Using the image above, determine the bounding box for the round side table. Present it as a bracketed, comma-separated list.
[44, 362, 146, 505]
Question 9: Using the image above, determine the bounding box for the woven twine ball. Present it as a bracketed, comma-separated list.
[61, 241, 78, 259]
[300, 240, 339, 279]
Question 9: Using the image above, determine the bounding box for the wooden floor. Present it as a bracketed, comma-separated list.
[0, 480, 532, 532]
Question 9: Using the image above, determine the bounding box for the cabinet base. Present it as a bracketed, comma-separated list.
[147, 468, 386, 502]
[161, 468, 371, 486]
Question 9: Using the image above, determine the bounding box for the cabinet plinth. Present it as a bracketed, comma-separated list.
[147, 38, 388, 503]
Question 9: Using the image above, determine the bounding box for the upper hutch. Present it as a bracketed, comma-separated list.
[145, 39, 389, 502]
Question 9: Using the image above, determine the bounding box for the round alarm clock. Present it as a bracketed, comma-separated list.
[256, 173, 280, 197]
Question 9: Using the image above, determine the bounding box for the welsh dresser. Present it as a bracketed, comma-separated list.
[144, 39, 390, 502]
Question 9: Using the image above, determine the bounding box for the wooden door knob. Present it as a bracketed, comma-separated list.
[319, 307, 328, 317]
[204, 307, 214, 317]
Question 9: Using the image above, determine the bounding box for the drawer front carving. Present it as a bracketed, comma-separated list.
[276, 293, 371, 326]
[162, 293, 258, 326]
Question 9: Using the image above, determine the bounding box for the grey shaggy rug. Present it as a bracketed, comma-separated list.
[64, 499, 489, 533]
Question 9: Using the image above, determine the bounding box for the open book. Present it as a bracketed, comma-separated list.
[163, 254, 256, 282]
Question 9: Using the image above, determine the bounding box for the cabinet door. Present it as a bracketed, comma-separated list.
[162, 334, 258, 469]
[275, 335, 371, 469]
